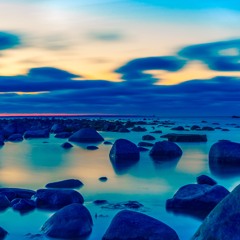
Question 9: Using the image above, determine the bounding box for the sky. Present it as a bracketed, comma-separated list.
[0, 0, 239, 116]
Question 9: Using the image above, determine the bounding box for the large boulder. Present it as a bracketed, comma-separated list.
[109, 139, 140, 163]
[24, 129, 49, 139]
[166, 184, 229, 219]
[32, 189, 84, 210]
[102, 210, 179, 240]
[209, 140, 240, 165]
[0, 188, 36, 201]
[150, 141, 182, 160]
[161, 133, 207, 142]
[69, 128, 104, 143]
[45, 179, 83, 189]
[41, 203, 92, 239]
[192, 184, 240, 240]
[11, 198, 36, 212]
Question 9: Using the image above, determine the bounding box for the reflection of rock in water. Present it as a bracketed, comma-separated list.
[152, 156, 181, 171]
[110, 160, 139, 175]
[209, 161, 240, 178]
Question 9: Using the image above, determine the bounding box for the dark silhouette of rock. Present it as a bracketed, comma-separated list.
[0, 188, 36, 201]
[150, 141, 182, 160]
[166, 184, 229, 219]
[86, 145, 98, 150]
[0, 140, 4, 146]
[32, 189, 84, 210]
[69, 128, 104, 143]
[7, 133, 23, 142]
[191, 125, 201, 130]
[93, 200, 108, 205]
[131, 126, 147, 132]
[45, 179, 83, 189]
[209, 140, 240, 165]
[104, 141, 112, 145]
[161, 133, 207, 142]
[55, 132, 72, 138]
[118, 127, 130, 133]
[50, 124, 66, 133]
[109, 139, 140, 163]
[102, 201, 144, 210]
[61, 142, 73, 149]
[202, 126, 214, 131]
[24, 129, 49, 139]
[197, 175, 217, 186]
[138, 146, 149, 152]
[102, 210, 179, 240]
[138, 142, 154, 147]
[171, 126, 185, 131]
[11, 198, 36, 212]
[0, 194, 10, 209]
[99, 177, 108, 182]
[0, 227, 7, 239]
[192, 184, 240, 239]
[142, 135, 155, 141]
[41, 203, 92, 239]
[150, 130, 162, 133]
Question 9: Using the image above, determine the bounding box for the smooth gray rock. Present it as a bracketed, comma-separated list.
[41, 203, 93, 239]
[102, 210, 179, 240]
[45, 179, 83, 189]
[192, 184, 240, 240]
[69, 128, 104, 143]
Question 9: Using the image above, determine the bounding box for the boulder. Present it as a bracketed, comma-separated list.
[131, 126, 147, 132]
[99, 177, 108, 182]
[69, 128, 104, 143]
[0, 194, 10, 209]
[142, 135, 155, 141]
[50, 124, 65, 133]
[196, 175, 217, 186]
[192, 184, 240, 239]
[166, 184, 229, 218]
[41, 203, 92, 239]
[109, 139, 140, 163]
[24, 129, 49, 139]
[209, 140, 240, 165]
[0, 188, 36, 201]
[0, 227, 7, 239]
[86, 145, 98, 150]
[11, 198, 36, 212]
[118, 127, 130, 133]
[150, 141, 182, 160]
[7, 133, 23, 142]
[161, 133, 207, 142]
[61, 142, 73, 149]
[171, 126, 185, 131]
[104, 141, 112, 145]
[45, 179, 83, 189]
[55, 132, 72, 138]
[102, 210, 179, 240]
[202, 126, 214, 131]
[32, 189, 84, 210]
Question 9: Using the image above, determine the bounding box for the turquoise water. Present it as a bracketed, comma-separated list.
[0, 117, 240, 239]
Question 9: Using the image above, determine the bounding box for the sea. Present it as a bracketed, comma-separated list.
[0, 116, 240, 240]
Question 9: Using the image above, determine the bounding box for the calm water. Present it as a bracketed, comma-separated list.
[0, 117, 240, 240]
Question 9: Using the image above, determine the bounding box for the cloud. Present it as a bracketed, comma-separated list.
[178, 39, 240, 71]
[0, 32, 21, 50]
[115, 56, 186, 83]
[88, 31, 123, 42]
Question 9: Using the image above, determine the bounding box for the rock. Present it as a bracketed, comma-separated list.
[45, 179, 83, 189]
[192, 184, 240, 239]
[109, 139, 140, 163]
[118, 127, 130, 133]
[209, 140, 240, 165]
[104, 141, 112, 145]
[161, 133, 207, 142]
[61, 142, 73, 149]
[171, 126, 185, 131]
[142, 135, 155, 141]
[102, 210, 179, 240]
[55, 132, 72, 138]
[86, 145, 98, 150]
[138, 147, 149, 152]
[24, 129, 49, 139]
[0, 188, 36, 201]
[32, 189, 84, 210]
[7, 133, 23, 142]
[138, 142, 154, 147]
[0, 227, 7, 239]
[41, 203, 93, 239]
[50, 124, 65, 133]
[93, 200, 108, 205]
[202, 126, 214, 131]
[191, 125, 201, 130]
[166, 184, 229, 219]
[131, 126, 147, 132]
[0, 141, 4, 146]
[150, 141, 182, 160]
[150, 130, 162, 133]
[0, 194, 10, 209]
[197, 175, 217, 186]
[99, 177, 108, 182]
[11, 198, 36, 212]
[69, 128, 104, 143]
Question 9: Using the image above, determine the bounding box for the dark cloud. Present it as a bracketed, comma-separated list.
[178, 39, 240, 71]
[115, 56, 186, 83]
[0, 32, 21, 50]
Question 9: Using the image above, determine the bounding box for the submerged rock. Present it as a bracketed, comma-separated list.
[150, 141, 182, 160]
[161, 133, 207, 142]
[69, 128, 104, 143]
[99, 177, 108, 182]
[32, 189, 84, 210]
[61, 142, 73, 149]
[102, 210, 179, 240]
[102, 201, 144, 210]
[192, 184, 240, 239]
[41, 203, 93, 239]
[45, 179, 83, 189]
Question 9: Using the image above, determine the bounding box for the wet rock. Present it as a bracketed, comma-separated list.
[50, 124, 66, 133]
[104, 141, 112, 145]
[138, 141, 154, 147]
[0, 194, 10, 209]
[41, 203, 93, 239]
[86, 145, 98, 150]
[45, 179, 83, 189]
[138, 147, 149, 152]
[171, 126, 185, 131]
[0, 188, 36, 201]
[118, 127, 130, 133]
[32, 189, 84, 210]
[166, 184, 229, 219]
[69, 128, 104, 143]
[131, 126, 147, 132]
[161, 133, 207, 142]
[202, 126, 214, 131]
[142, 135, 155, 141]
[11, 198, 36, 212]
[55, 132, 72, 138]
[197, 175, 217, 186]
[99, 177, 108, 182]
[150, 130, 162, 133]
[7, 133, 23, 142]
[209, 140, 240, 165]
[61, 142, 73, 149]
[102, 201, 144, 210]
[191, 125, 201, 130]
[109, 139, 140, 163]
[0, 227, 7, 239]
[24, 129, 49, 139]
[93, 200, 108, 205]
[102, 210, 179, 240]
[192, 184, 240, 240]
[150, 141, 182, 160]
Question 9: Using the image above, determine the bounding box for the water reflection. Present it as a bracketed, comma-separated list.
[110, 160, 140, 175]
[209, 162, 240, 178]
[152, 157, 181, 171]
